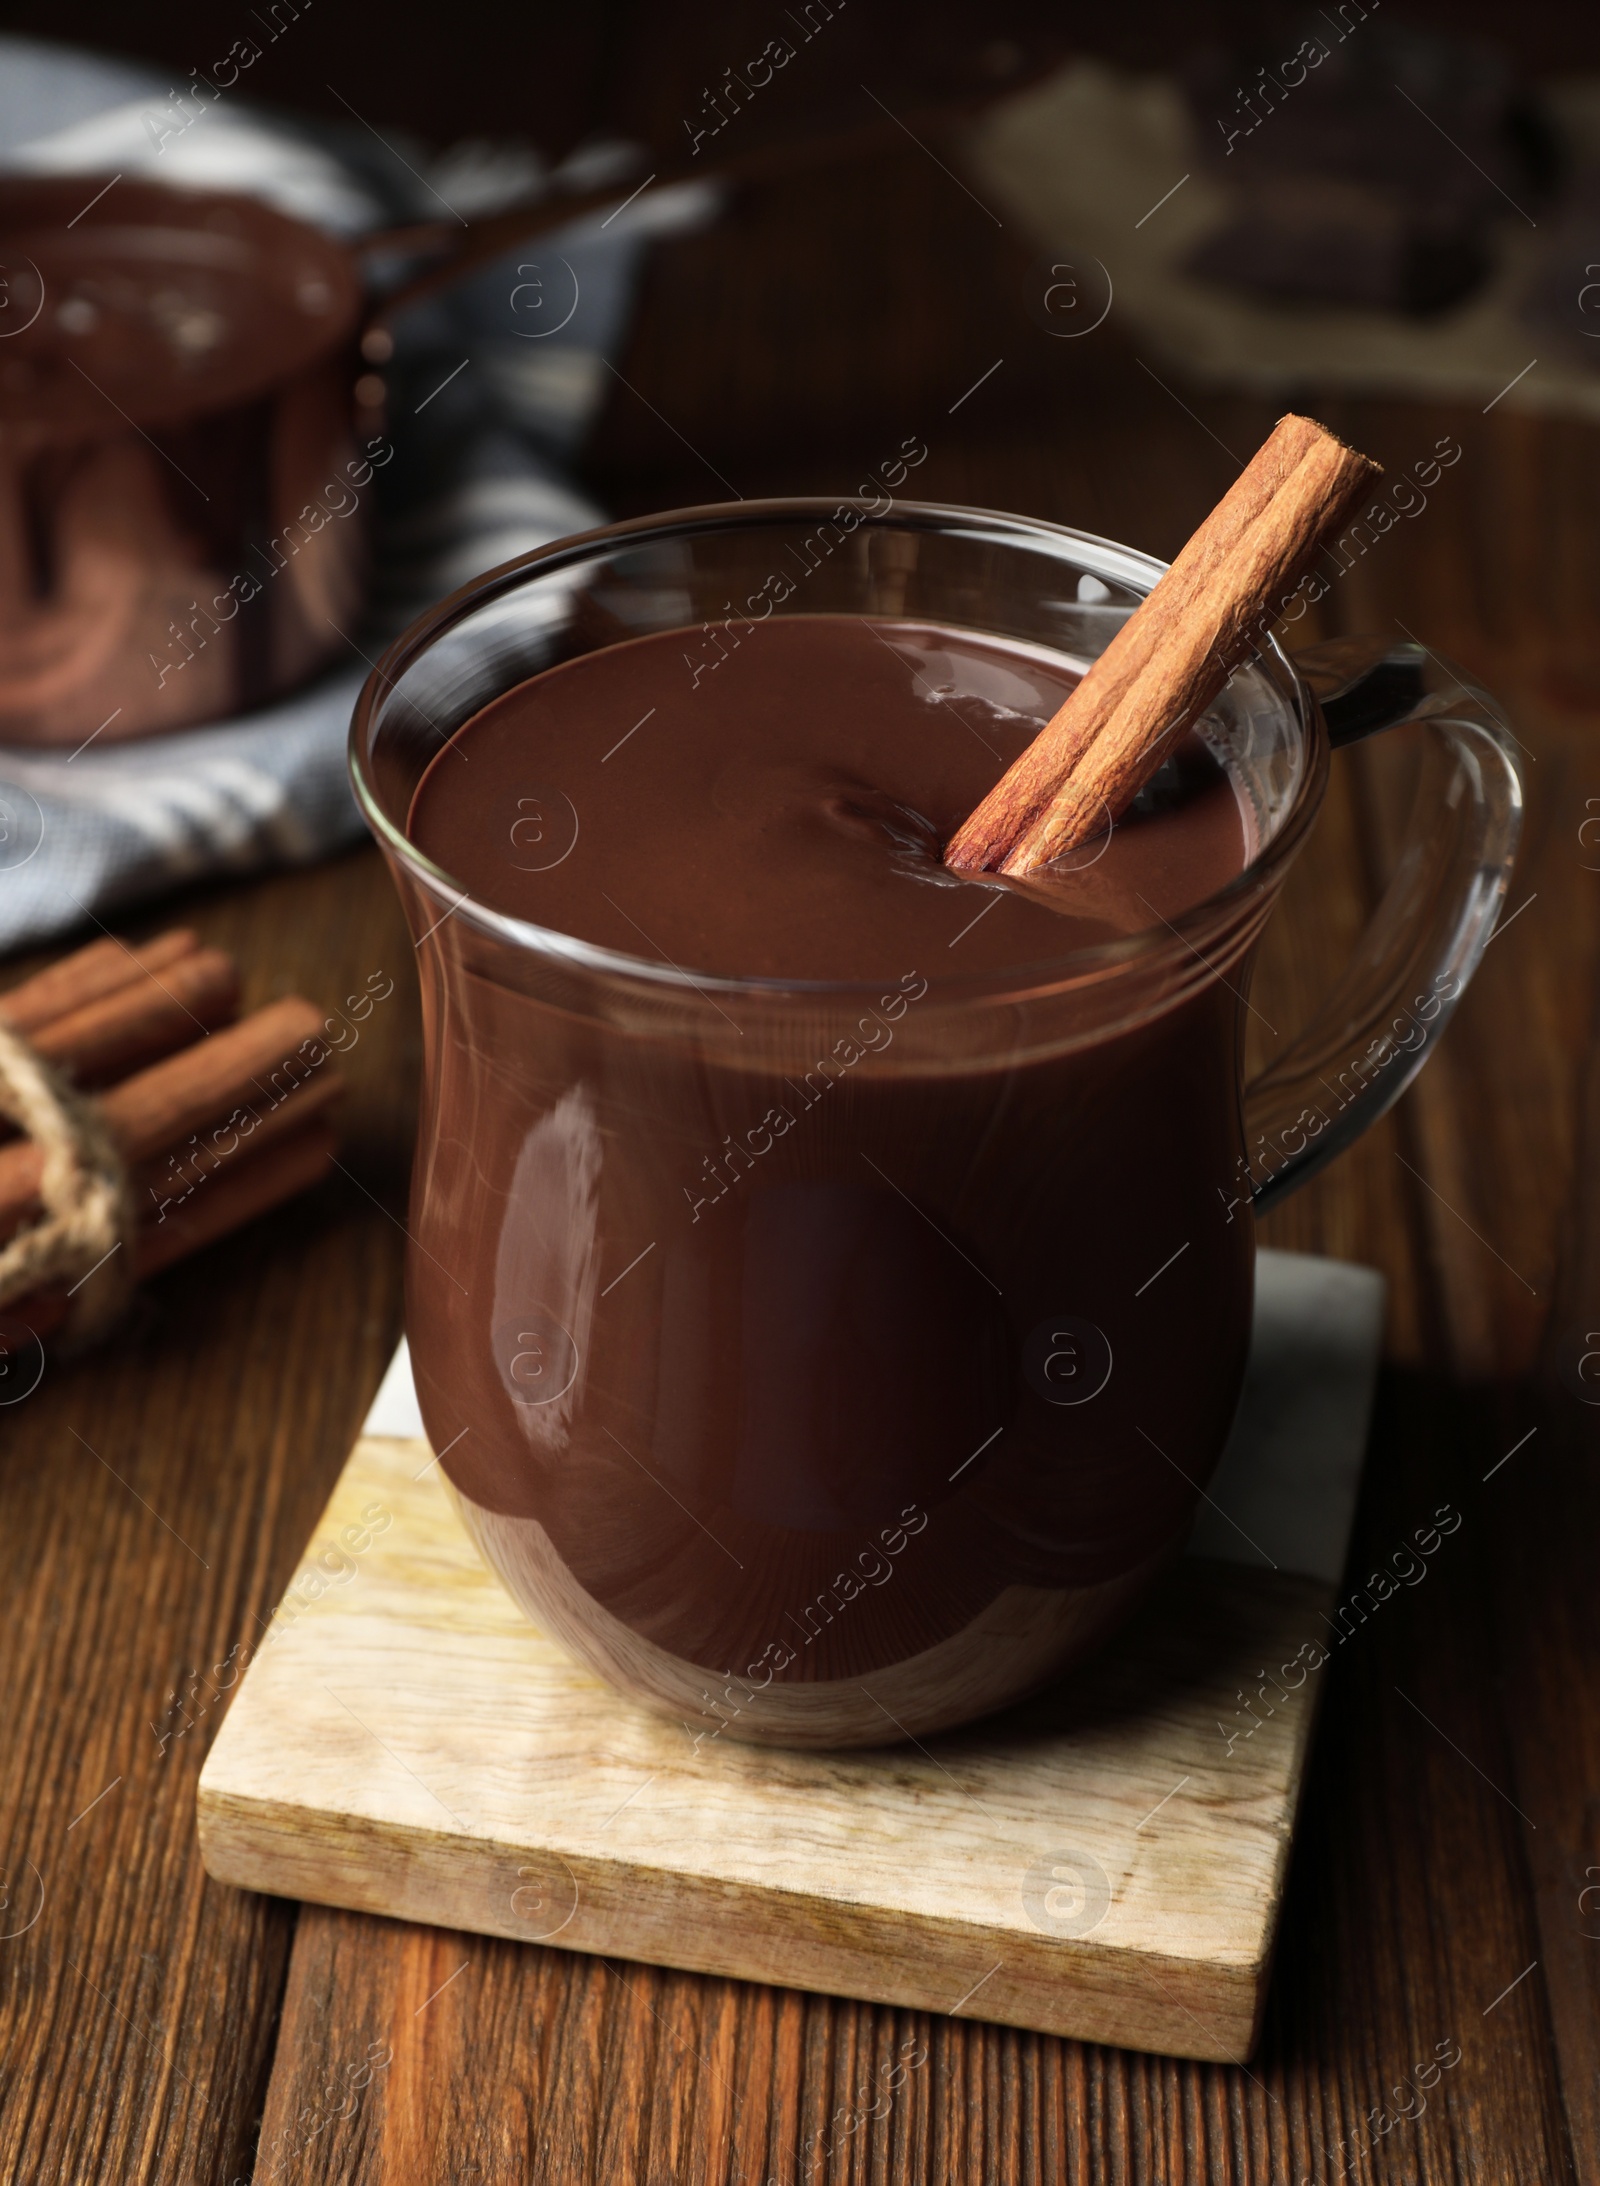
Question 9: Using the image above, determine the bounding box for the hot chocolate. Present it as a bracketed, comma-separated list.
[408, 615, 1246, 979]
[400, 613, 1256, 1743]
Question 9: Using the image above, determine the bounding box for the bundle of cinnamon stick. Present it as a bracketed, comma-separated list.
[0, 927, 344, 1343]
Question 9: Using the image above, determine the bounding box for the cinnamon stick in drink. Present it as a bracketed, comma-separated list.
[944, 414, 1381, 876]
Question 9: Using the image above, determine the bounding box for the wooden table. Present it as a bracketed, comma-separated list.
[4, 13, 1600, 2180]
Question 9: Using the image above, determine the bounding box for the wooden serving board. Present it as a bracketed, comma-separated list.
[198, 1250, 1383, 2063]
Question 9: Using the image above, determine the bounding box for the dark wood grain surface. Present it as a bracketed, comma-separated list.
[2, 8, 1596, 2179]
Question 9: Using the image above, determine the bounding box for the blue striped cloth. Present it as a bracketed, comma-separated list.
[0, 35, 713, 953]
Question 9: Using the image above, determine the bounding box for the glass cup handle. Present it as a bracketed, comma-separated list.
[1241, 637, 1524, 1215]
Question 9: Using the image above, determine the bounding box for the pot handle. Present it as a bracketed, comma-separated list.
[1240, 637, 1523, 1215]
[353, 183, 651, 355]
[350, 96, 1003, 356]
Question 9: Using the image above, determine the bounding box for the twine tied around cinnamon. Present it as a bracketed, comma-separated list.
[0, 1017, 131, 1343]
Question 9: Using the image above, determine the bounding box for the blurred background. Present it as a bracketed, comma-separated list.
[4, 8, 1600, 2181]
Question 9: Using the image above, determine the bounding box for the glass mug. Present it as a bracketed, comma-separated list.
[350, 499, 1521, 1747]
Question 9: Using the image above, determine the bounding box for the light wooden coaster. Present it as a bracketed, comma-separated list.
[199, 1250, 1383, 2062]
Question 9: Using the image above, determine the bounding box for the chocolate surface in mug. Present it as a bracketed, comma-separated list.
[407, 615, 1246, 979]
[402, 614, 1258, 1741]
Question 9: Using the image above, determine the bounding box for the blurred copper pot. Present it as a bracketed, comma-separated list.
[0, 165, 662, 747]
[0, 174, 390, 745]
